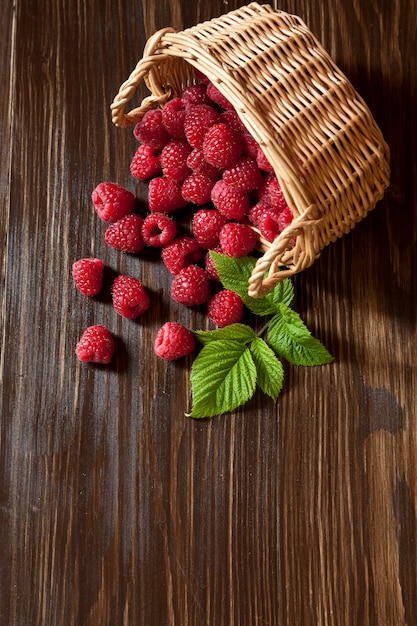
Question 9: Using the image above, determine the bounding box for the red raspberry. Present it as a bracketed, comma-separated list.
[130, 144, 161, 180]
[186, 149, 221, 178]
[208, 289, 244, 327]
[257, 207, 283, 243]
[72, 258, 104, 296]
[112, 275, 150, 319]
[222, 156, 263, 191]
[192, 208, 228, 249]
[148, 176, 188, 213]
[133, 109, 170, 150]
[206, 82, 234, 110]
[161, 236, 202, 275]
[259, 174, 288, 211]
[256, 147, 274, 173]
[241, 132, 260, 160]
[278, 205, 294, 232]
[141, 212, 177, 246]
[161, 97, 186, 139]
[202, 123, 243, 169]
[75, 325, 114, 364]
[181, 84, 210, 106]
[219, 222, 258, 257]
[181, 172, 216, 205]
[204, 247, 221, 281]
[218, 110, 246, 134]
[92, 182, 136, 223]
[247, 200, 270, 227]
[184, 104, 219, 148]
[104, 214, 145, 253]
[154, 321, 195, 360]
[211, 179, 250, 220]
[171, 265, 210, 306]
[160, 140, 192, 181]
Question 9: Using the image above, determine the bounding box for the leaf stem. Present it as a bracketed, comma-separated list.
[256, 319, 270, 338]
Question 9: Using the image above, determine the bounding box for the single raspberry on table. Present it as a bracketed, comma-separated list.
[130, 144, 161, 180]
[186, 149, 221, 178]
[161, 236, 202, 275]
[154, 321, 196, 360]
[160, 140, 192, 182]
[207, 289, 244, 327]
[181, 84, 210, 106]
[112, 275, 150, 319]
[211, 179, 250, 220]
[181, 172, 216, 205]
[104, 214, 145, 253]
[202, 123, 243, 169]
[92, 182, 136, 223]
[161, 97, 187, 139]
[148, 176, 188, 213]
[192, 208, 228, 249]
[206, 82, 234, 110]
[171, 265, 210, 306]
[133, 109, 170, 150]
[141, 212, 177, 247]
[184, 104, 219, 148]
[75, 325, 115, 364]
[219, 222, 258, 258]
[222, 155, 263, 191]
[72, 258, 104, 296]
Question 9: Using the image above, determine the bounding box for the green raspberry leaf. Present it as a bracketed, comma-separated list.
[193, 323, 256, 345]
[249, 337, 284, 400]
[210, 251, 294, 315]
[188, 340, 257, 418]
[267, 303, 334, 366]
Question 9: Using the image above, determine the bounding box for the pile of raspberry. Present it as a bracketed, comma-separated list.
[73, 74, 294, 364]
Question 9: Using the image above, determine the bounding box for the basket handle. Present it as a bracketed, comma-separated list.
[110, 28, 176, 128]
[248, 207, 323, 297]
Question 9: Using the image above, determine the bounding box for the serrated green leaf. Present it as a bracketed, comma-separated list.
[193, 323, 256, 345]
[249, 337, 284, 400]
[210, 251, 291, 316]
[188, 340, 257, 418]
[267, 304, 334, 366]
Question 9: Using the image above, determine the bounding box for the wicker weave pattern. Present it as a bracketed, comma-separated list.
[111, 2, 390, 297]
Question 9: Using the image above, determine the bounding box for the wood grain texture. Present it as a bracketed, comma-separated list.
[1, 0, 416, 624]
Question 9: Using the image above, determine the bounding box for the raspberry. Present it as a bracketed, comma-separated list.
[256, 147, 274, 173]
[219, 222, 258, 257]
[257, 207, 283, 243]
[202, 123, 243, 169]
[154, 321, 195, 360]
[186, 149, 221, 178]
[161, 236, 202, 275]
[247, 200, 270, 227]
[241, 132, 260, 160]
[148, 176, 188, 213]
[278, 205, 294, 232]
[204, 247, 221, 281]
[206, 82, 234, 110]
[218, 110, 246, 134]
[171, 265, 210, 306]
[160, 140, 192, 182]
[141, 212, 177, 247]
[181, 84, 210, 106]
[133, 109, 170, 150]
[104, 214, 145, 253]
[259, 174, 288, 211]
[184, 104, 219, 148]
[112, 275, 150, 319]
[161, 97, 186, 139]
[207, 289, 244, 327]
[130, 144, 161, 180]
[222, 156, 263, 191]
[72, 258, 104, 296]
[192, 208, 228, 249]
[75, 325, 115, 364]
[181, 172, 216, 205]
[211, 179, 250, 220]
[92, 182, 136, 223]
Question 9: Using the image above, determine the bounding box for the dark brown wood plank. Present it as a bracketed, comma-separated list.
[1, 0, 417, 624]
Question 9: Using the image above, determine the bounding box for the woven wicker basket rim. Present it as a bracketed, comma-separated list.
[111, 2, 390, 297]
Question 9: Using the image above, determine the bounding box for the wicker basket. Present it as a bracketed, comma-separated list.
[111, 2, 390, 297]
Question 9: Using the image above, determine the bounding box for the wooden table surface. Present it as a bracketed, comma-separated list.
[2, 0, 416, 624]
